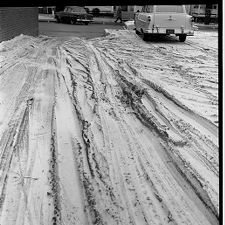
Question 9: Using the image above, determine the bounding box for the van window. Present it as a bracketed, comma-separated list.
[142, 5, 154, 13]
[155, 5, 184, 13]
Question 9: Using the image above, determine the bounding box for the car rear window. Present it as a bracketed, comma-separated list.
[155, 5, 184, 13]
[73, 8, 86, 13]
[67, 7, 86, 13]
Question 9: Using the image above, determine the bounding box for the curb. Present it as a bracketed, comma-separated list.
[39, 19, 56, 22]
[38, 19, 124, 25]
[92, 21, 123, 25]
[38, 21, 123, 25]
[194, 23, 218, 30]
[104, 29, 110, 35]
[104, 26, 127, 36]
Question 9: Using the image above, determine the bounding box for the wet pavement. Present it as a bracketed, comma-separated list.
[39, 21, 124, 39]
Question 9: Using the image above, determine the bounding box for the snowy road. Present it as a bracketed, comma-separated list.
[0, 30, 218, 225]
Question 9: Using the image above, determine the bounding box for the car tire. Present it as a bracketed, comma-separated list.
[92, 8, 100, 17]
[70, 19, 76, 25]
[84, 22, 89, 25]
[56, 17, 61, 23]
[143, 33, 149, 41]
[179, 34, 187, 42]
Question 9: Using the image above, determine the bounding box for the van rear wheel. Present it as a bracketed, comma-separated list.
[179, 34, 187, 42]
[143, 33, 149, 41]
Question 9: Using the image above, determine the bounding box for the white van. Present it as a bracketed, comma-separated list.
[135, 5, 194, 42]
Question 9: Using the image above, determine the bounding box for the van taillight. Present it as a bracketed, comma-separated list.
[148, 16, 151, 22]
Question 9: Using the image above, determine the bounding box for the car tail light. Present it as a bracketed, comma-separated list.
[181, 25, 184, 33]
[148, 16, 151, 22]
[190, 17, 194, 22]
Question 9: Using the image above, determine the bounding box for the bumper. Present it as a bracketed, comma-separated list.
[77, 19, 93, 22]
[145, 28, 194, 36]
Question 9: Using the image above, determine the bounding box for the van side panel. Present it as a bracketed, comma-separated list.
[135, 5, 194, 36]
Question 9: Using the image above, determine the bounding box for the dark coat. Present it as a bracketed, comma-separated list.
[116, 7, 122, 17]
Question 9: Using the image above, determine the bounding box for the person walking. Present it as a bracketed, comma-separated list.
[115, 6, 122, 23]
[204, 7, 211, 25]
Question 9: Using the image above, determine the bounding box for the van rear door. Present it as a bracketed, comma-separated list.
[154, 5, 186, 28]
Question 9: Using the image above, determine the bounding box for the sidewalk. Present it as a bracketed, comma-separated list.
[38, 14, 56, 22]
[92, 17, 120, 25]
[194, 22, 218, 30]
[38, 14, 121, 25]
[39, 15, 218, 31]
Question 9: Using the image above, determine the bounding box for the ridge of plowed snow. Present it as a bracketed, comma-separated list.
[0, 30, 218, 225]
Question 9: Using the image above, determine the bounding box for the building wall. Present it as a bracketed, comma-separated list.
[190, 4, 218, 17]
[0, 7, 38, 42]
[85, 6, 114, 13]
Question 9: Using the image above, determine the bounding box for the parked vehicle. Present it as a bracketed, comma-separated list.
[135, 5, 194, 42]
[191, 4, 218, 23]
[55, 6, 93, 25]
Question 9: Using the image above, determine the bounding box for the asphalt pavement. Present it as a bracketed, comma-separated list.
[39, 22, 124, 39]
[38, 14, 125, 38]
[38, 14, 217, 39]
[38, 14, 119, 25]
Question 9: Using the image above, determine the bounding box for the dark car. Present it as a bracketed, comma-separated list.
[55, 6, 93, 25]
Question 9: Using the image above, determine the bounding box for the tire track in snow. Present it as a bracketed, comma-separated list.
[0, 99, 32, 224]
[95, 30, 218, 126]
[83, 42, 217, 224]
[86, 45, 138, 224]
[142, 79, 218, 140]
[87, 38, 218, 223]
[0, 37, 61, 225]
[0, 40, 63, 224]
[24, 69, 58, 225]
[49, 98, 62, 225]
[64, 41, 150, 224]
[54, 70, 89, 225]
[0, 33, 218, 225]
[59, 44, 107, 224]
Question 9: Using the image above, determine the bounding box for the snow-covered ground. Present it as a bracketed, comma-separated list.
[0, 29, 218, 225]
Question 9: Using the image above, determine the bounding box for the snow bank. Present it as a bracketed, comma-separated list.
[0, 31, 218, 225]
[124, 20, 135, 30]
